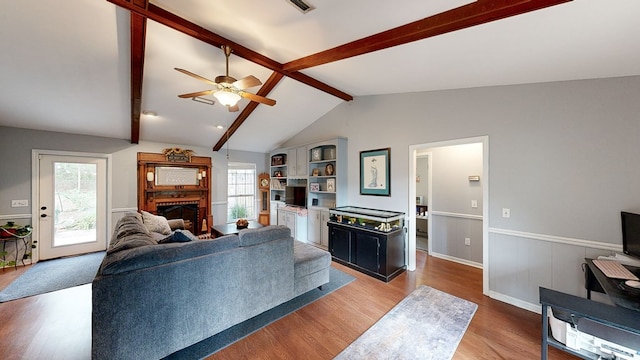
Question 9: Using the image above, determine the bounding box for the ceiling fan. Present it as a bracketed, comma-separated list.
[175, 45, 276, 112]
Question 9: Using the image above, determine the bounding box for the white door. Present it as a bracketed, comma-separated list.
[38, 154, 108, 260]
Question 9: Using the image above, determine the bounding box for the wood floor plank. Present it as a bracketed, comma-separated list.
[0, 252, 578, 359]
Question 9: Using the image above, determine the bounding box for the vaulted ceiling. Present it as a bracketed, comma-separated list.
[1, 1, 639, 153]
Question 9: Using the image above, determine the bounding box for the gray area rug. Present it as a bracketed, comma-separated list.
[335, 285, 478, 360]
[0, 251, 104, 302]
[165, 266, 355, 359]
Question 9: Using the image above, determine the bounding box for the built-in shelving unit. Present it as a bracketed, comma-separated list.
[307, 138, 347, 210]
[269, 138, 347, 249]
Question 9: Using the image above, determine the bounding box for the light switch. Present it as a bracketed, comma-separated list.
[502, 208, 510, 218]
[471, 200, 478, 208]
[11, 200, 28, 207]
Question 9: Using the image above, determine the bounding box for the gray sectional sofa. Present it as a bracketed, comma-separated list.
[92, 213, 331, 360]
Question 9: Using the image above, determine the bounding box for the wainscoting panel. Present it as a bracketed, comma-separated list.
[488, 230, 615, 308]
[431, 213, 483, 264]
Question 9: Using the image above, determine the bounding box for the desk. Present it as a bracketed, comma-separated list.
[584, 258, 640, 312]
[212, 221, 263, 237]
[540, 287, 640, 360]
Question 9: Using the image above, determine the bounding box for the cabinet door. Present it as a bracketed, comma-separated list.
[277, 209, 286, 226]
[296, 146, 307, 176]
[285, 212, 296, 238]
[307, 209, 321, 245]
[287, 148, 298, 175]
[355, 233, 380, 273]
[320, 210, 330, 248]
[329, 225, 351, 262]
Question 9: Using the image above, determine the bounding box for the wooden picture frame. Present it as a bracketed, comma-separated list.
[360, 148, 391, 196]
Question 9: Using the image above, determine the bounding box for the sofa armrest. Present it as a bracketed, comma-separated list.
[167, 218, 185, 231]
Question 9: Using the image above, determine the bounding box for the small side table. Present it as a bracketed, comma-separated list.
[0, 228, 31, 269]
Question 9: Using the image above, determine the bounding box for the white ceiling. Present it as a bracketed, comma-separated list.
[1, 1, 639, 153]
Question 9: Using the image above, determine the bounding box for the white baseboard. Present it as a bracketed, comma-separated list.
[429, 251, 483, 269]
[488, 290, 541, 314]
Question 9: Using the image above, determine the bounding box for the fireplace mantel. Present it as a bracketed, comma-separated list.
[137, 152, 212, 235]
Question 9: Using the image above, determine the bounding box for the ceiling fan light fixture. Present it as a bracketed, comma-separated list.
[214, 89, 241, 107]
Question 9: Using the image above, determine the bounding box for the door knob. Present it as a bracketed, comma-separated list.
[41, 206, 47, 210]
[40, 214, 47, 218]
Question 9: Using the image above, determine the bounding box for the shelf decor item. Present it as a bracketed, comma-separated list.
[311, 147, 322, 161]
[310, 183, 320, 192]
[326, 179, 335, 192]
[360, 147, 391, 196]
[325, 163, 334, 176]
[271, 154, 285, 166]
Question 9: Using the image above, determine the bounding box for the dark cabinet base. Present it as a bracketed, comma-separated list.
[328, 222, 406, 282]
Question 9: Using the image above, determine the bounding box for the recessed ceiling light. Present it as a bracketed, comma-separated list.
[141, 110, 157, 117]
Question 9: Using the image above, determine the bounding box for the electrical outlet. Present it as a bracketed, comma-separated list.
[471, 200, 478, 208]
[464, 237, 471, 246]
[502, 208, 510, 218]
[11, 200, 28, 207]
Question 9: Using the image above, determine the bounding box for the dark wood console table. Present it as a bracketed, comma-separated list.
[212, 221, 263, 237]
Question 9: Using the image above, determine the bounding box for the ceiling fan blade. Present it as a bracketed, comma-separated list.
[233, 75, 262, 90]
[239, 92, 276, 106]
[228, 104, 240, 112]
[177, 90, 214, 98]
[174, 68, 217, 85]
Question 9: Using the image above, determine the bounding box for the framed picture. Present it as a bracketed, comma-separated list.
[309, 183, 320, 192]
[360, 148, 391, 196]
[326, 178, 335, 192]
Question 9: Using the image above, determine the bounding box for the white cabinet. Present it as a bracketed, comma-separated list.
[307, 208, 330, 249]
[270, 201, 284, 226]
[287, 146, 307, 177]
[277, 207, 307, 242]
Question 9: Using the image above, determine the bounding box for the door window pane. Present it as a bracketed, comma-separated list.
[53, 162, 97, 246]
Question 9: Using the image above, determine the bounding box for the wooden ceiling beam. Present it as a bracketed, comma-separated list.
[213, 72, 285, 152]
[127, 0, 149, 144]
[283, 0, 571, 72]
[106, 0, 352, 102]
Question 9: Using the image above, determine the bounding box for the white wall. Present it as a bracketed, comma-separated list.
[283, 75, 640, 310]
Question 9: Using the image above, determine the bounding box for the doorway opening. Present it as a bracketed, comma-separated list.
[408, 136, 489, 295]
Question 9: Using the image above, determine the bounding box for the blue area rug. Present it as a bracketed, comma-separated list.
[335, 285, 478, 360]
[0, 251, 104, 302]
[164, 266, 355, 359]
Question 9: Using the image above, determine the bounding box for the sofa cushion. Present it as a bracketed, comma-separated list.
[98, 234, 240, 275]
[158, 229, 198, 244]
[238, 225, 291, 247]
[141, 210, 171, 235]
[293, 240, 331, 278]
[108, 214, 157, 254]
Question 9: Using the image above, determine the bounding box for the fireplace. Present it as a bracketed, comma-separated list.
[156, 202, 199, 234]
[137, 152, 212, 235]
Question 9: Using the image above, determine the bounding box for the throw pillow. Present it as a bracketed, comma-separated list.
[141, 210, 172, 235]
[158, 229, 198, 244]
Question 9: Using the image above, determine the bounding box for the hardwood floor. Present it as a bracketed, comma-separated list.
[0, 251, 577, 359]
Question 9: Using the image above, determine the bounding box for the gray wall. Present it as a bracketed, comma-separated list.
[429, 143, 483, 265]
[283, 75, 640, 309]
[415, 156, 428, 203]
[0, 126, 269, 228]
